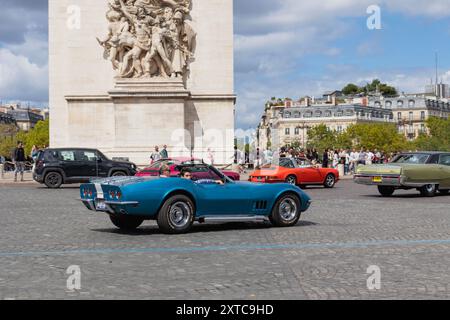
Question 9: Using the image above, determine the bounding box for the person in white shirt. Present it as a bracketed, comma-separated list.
[349, 148, 359, 174]
[366, 150, 374, 165]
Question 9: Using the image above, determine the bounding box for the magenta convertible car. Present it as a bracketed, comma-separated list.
[136, 157, 240, 181]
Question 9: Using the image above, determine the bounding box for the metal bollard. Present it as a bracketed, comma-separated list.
[0, 163, 4, 179]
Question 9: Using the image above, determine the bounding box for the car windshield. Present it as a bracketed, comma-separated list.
[392, 154, 430, 164]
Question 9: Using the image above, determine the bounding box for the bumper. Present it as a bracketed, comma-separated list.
[249, 177, 283, 183]
[33, 173, 44, 183]
[353, 174, 430, 188]
[354, 174, 402, 186]
[81, 199, 139, 214]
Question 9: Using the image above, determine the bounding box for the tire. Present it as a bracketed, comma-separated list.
[270, 194, 301, 228]
[110, 214, 144, 231]
[157, 195, 195, 234]
[378, 186, 395, 197]
[440, 189, 449, 195]
[111, 171, 128, 177]
[44, 172, 63, 189]
[285, 175, 297, 186]
[323, 174, 336, 188]
[419, 184, 437, 197]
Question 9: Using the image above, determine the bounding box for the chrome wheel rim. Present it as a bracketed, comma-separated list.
[286, 176, 296, 185]
[279, 198, 298, 222]
[169, 202, 191, 227]
[326, 175, 335, 186]
[425, 184, 435, 192]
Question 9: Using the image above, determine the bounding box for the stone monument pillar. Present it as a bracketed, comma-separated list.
[49, 0, 235, 165]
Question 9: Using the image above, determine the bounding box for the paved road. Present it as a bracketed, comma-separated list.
[0, 180, 449, 300]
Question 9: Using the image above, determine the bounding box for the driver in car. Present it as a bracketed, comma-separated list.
[180, 168, 224, 185]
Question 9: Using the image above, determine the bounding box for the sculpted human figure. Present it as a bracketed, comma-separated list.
[99, 0, 195, 78]
[118, 0, 153, 77]
[143, 17, 174, 77]
[97, 10, 124, 69]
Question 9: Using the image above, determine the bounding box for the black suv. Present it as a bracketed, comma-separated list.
[33, 148, 138, 188]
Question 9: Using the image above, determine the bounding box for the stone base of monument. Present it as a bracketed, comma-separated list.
[64, 79, 235, 166]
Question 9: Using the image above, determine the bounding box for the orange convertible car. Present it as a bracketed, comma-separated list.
[249, 158, 339, 188]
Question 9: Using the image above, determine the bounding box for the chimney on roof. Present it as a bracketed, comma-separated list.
[304, 96, 311, 107]
[331, 95, 337, 106]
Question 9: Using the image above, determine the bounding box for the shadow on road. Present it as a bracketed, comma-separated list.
[91, 220, 319, 236]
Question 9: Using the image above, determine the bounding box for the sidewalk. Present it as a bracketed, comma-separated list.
[0, 172, 37, 185]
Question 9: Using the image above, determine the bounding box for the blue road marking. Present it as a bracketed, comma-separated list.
[0, 239, 450, 257]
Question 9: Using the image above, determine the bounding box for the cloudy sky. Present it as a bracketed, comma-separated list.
[1, 0, 450, 129]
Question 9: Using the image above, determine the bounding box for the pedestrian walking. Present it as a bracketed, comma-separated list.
[150, 146, 162, 164]
[322, 149, 329, 168]
[0, 155, 5, 179]
[160, 145, 169, 159]
[13, 142, 26, 182]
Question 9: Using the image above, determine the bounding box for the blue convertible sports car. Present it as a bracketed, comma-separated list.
[80, 164, 312, 234]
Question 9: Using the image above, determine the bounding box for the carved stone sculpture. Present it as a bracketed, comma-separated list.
[98, 0, 196, 79]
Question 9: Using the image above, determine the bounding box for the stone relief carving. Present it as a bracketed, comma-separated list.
[97, 0, 196, 79]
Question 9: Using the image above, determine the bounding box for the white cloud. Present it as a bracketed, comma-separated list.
[0, 48, 48, 103]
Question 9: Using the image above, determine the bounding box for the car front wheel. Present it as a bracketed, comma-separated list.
[157, 195, 195, 234]
[44, 172, 63, 189]
[110, 214, 144, 231]
[378, 186, 395, 197]
[270, 194, 301, 228]
[420, 184, 437, 197]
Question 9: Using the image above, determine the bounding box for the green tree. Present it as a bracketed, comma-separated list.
[346, 123, 408, 153]
[414, 117, 450, 151]
[342, 83, 360, 95]
[307, 124, 337, 152]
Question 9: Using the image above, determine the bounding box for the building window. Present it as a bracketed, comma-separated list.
[409, 100, 415, 108]
[397, 112, 402, 120]
[325, 111, 332, 117]
[375, 101, 381, 108]
[285, 112, 291, 118]
[294, 127, 300, 135]
[421, 111, 425, 121]
[304, 112, 312, 118]
[285, 128, 290, 135]
[315, 111, 322, 117]
[294, 112, 300, 118]
[397, 100, 404, 107]
[385, 101, 392, 108]
[409, 112, 413, 121]
[420, 124, 425, 134]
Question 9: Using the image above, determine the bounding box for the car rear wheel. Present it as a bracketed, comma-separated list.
[324, 174, 336, 188]
[270, 194, 301, 228]
[440, 189, 449, 195]
[110, 214, 144, 231]
[157, 195, 195, 234]
[378, 186, 395, 197]
[111, 171, 127, 177]
[419, 184, 437, 197]
[44, 172, 63, 189]
[285, 175, 297, 186]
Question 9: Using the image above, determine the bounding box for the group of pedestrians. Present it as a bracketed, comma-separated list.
[150, 145, 169, 163]
[322, 148, 395, 175]
[0, 142, 46, 182]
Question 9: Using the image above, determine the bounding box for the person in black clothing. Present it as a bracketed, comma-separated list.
[322, 149, 329, 168]
[13, 142, 26, 182]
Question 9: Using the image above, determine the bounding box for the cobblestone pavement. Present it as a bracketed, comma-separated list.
[0, 180, 449, 300]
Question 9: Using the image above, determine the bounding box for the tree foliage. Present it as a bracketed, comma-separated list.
[0, 119, 49, 159]
[414, 117, 450, 151]
[342, 79, 397, 96]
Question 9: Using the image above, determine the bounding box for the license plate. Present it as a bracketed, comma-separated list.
[372, 177, 383, 183]
[95, 200, 107, 211]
